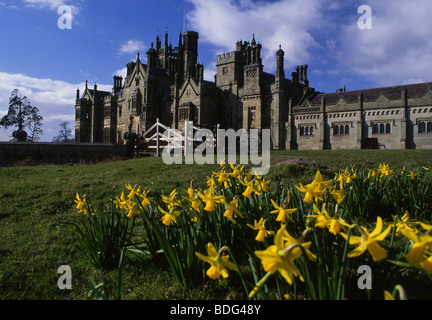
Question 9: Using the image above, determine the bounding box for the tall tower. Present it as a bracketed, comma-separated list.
[242, 35, 263, 131]
[271, 45, 287, 149]
[183, 31, 199, 78]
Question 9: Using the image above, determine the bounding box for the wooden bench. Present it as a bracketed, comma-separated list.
[363, 138, 386, 150]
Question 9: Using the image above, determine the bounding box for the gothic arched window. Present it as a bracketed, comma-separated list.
[419, 122, 426, 133]
[386, 123, 391, 134]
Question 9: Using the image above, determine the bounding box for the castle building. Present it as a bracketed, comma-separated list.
[289, 82, 432, 150]
[75, 30, 432, 150]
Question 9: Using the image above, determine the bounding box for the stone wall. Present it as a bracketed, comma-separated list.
[0, 142, 127, 166]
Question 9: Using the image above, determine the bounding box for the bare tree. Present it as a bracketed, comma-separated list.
[52, 121, 74, 143]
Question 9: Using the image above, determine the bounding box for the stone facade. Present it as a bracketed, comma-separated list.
[288, 83, 432, 150]
[75, 31, 308, 149]
[75, 30, 432, 150]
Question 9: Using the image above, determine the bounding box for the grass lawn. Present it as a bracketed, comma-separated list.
[0, 149, 431, 300]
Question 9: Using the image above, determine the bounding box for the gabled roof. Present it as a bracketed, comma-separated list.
[87, 89, 111, 98]
[308, 82, 432, 105]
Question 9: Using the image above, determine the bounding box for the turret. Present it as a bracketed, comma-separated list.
[276, 45, 285, 85]
[183, 31, 199, 79]
[147, 43, 158, 71]
[113, 75, 123, 94]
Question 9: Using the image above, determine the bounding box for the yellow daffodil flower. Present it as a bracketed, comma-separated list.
[158, 206, 181, 226]
[407, 171, 418, 181]
[195, 243, 238, 280]
[254, 225, 310, 285]
[229, 164, 244, 179]
[75, 193, 93, 216]
[270, 199, 297, 223]
[239, 177, 262, 198]
[420, 222, 432, 231]
[399, 227, 432, 267]
[247, 218, 275, 242]
[341, 217, 392, 262]
[336, 168, 357, 184]
[140, 189, 154, 207]
[223, 199, 244, 219]
[198, 189, 225, 212]
[161, 189, 181, 209]
[255, 177, 271, 193]
[386, 212, 420, 236]
[296, 170, 333, 203]
[125, 184, 141, 200]
[213, 170, 231, 184]
[113, 191, 140, 218]
[126, 203, 139, 218]
[182, 187, 203, 212]
[378, 163, 393, 178]
[308, 204, 350, 235]
[384, 291, 395, 300]
[206, 176, 217, 190]
[332, 188, 346, 204]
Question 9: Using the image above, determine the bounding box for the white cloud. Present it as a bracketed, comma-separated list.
[118, 40, 146, 56]
[23, 0, 83, 14]
[0, 71, 111, 141]
[332, 0, 432, 87]
[187, 0, 325, 71]
[113, 67, 127, 79]
[0, 1, 18, 9]
[187, 0, 432, 89]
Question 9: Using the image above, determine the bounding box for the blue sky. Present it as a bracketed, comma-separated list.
[1, 0, 431, 142]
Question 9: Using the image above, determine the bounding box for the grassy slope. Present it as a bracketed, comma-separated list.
[0, 150, 431, 300]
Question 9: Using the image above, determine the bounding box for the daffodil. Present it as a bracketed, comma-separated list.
[75, 193, 93, 216]
[254, 225, 310, 285]
[223, 199, 244, 219]
[378, 163, 393, 178]
[239, 177, 262, 198]
[161, 189, 181, 209]
[206, 176, 217, 191]
[229, 164, 244, 179]
[341, 217, 392, 262]
[255, 176, 271, 193]
[247, 218, 275, 242]
[296, 170, 333, 203]
[270, 199, 297, 223]
[308, 204, 350, 235]
[336, 168, 356, 184]
[114, 192, 139, 218]
[195, 243, 238, 280]
[140, 189, 154, 207]
[366, 168, 378, 181]
[126, 202, 140, 218]
[198, 189, 225, 212]
[399, 227, 432, 267]
[420, 222, 432, 231]
[213, 170, 231, 184]
[387, 211, 420, 236]
[183, 187, 203, 212]
[407, 171, 418, 181]
[158, 206, 181, 226]
[125, 184, 141, 200]
[331, 189, 346, 204]
[384, 291, 395, 300]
